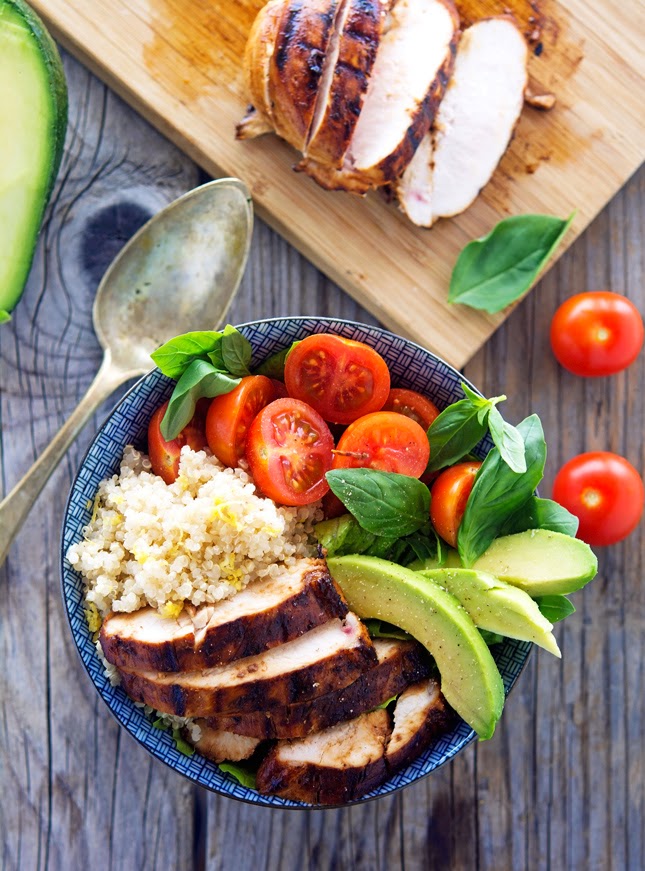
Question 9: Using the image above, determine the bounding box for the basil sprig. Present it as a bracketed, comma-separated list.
[326, 469, 430, 538]
[448, 212, 575, 313]
[150, 326, 254, 440]
[426, 383, 526, 474]
[457, 415, 547, 567]
[254, 341, 300, 379]
[503, 496, 579, 537]
[535, 595, 576, 624]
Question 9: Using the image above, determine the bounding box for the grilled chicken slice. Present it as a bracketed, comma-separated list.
[303, 0, 459, 192]
[204, 638, 423, 739]
[385, 678, 454, 771]
[207, 637, 430, 738]
[398, 17, 528, 226]
[303, 0, 387, 167]
[267, 0, 343, 152]
[187, 720, 261, 763]
[257, 708, 390, 804]
[118, 612, 376, 718]
[100, 559, 347, 672]
[236, 0, 284, 139]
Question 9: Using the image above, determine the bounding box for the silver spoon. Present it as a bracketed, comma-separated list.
[0, 177, 253, 565]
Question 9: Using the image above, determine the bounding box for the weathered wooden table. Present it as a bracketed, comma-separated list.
[1, 51, 643, 871]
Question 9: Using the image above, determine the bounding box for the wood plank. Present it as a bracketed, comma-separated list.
[29, 0, 645, 367]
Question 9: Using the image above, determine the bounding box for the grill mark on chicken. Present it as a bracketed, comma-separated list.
[205, 638, 430, 739]
[100, 560, 348, 672]
[117, 613, 377, 718]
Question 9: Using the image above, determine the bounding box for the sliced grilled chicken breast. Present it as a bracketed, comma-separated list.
[207, 637, 430, 739]
[118, 612, 376, 718]
[268, 0, 343, 152]
[188, 720, 261, 763]
[236, 0, 284, 139]
[100, 559, 347, 672]
[398, 17, 528, 226]
[257, 708, 390, 804]
[385, 678, 454, 771]
[303, 0, 459, 192]
[303, 0, 386, 167]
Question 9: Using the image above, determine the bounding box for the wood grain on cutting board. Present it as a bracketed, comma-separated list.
[32, 0, 644, 367]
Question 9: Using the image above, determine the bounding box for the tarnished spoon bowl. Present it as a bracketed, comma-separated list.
[0, 178, 253, 564]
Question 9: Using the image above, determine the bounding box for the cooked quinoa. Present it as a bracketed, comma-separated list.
[67, 445, 322, 615]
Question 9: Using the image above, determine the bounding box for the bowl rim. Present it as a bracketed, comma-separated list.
[59, 315, 532, 810]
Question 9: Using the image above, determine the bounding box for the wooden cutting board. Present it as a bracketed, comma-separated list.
[33, 0, 644, 368]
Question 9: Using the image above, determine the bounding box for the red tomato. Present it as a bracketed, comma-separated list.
[206, 375, 275, 468]
[284, 333, 390, 424]
[245, 398, 334, 505]
[550, 291, 644, 377]
[148, 400, 208, 484]
[322, 491, 347, 519]
[382, 388, 440, 430]
[332, 411, 430, 478]
[430, 461, 482, 548]
[269, 378, 289, 400]
[552, 452, 644, 545]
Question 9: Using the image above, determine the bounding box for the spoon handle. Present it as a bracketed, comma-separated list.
[0, 355, 128, 566]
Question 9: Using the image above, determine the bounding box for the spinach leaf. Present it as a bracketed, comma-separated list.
[151, 330, 225, 379]
[364, 619, 412, 642]
[535, 594, 576, 624]
[457, 415, 547, 566]
[488, 406, 527, 473]
[326, 469, 430, 538]
[480, 629, 505, 646]
[220, 325, 252, 377]
[255, 341, 300, 379]
[504, 496, 579, 537]
[218, 761, 257, 789]
[160, 359, 240, 440]
[448, 212, 575, 313]
[426, 398, 489, 472]
[315, 514, 379, 557]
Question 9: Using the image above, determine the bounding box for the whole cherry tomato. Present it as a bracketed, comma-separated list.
[382, 388, 440, 430]
[552, 451, 644, 545]
[206, 375, 276, 467]
[148, 400, 208, 484]
[430, 461, 482, 548]
[245, 398, 334, 505]
[550, 291, 644, 377]
[332, 411, 430, 478]
[284, 333, 390, 424]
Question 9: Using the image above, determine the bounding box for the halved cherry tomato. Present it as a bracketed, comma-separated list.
[430, 461, 482, 548]
[284, 333, 390, 425]
[550, 291, 644, 377]
[206, 375, 275, 467]
[269, 378, 289, 400]
[322, 491, 347, 519]
[245, 398, 334, 506]
[553, 451, 644, 545]
[382, 388, 440, 430]
[148, 400, 208, 484]
[332, 411, 430, 478]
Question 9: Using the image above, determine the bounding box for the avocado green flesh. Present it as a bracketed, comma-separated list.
[327, 555, 505, 740]
[0, 0, 67, 319]
[417, 568, 561, 657]
[470, 529, 598, 596]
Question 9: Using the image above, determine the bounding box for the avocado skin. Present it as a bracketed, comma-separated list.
[327, 555, 505, 740]
[470, 529, 598, 596]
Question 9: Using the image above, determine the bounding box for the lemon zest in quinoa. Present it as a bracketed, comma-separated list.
[84, 602, 102, 634]
[220, 553, 244, 589]
[159, 600, 184, 619]
[210, 497, 243, 530]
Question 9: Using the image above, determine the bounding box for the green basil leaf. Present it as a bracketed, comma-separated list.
[426, 399, 489, 473]
[171, 728, 195, 757]
[314, 514, 378, 557]
[254, 341, 300, 379]
[457, 415, 547, 566]
[161, 359, 240, 440]
[479, 629, 505, 646]
[326, 469, 430, 538]
[448, 212, 575, 313]
[488, 406, 527, 473]
[151, 330, 225, 379]
[366, 536, 405, 560]
[535, 594, 576, 624]
[218, 761, 257, 789]
[364, 619, 412, 642]
[220, 325, 252, 377]
[503, 496, 579, 537]
[374, 694, 400, 710]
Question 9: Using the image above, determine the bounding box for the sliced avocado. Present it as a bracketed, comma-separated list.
[470, 529, 598, 596]
[0, 0, 68, 321]
[408, 547, 462, 571]
[417, 568, 560, 657]
[327, 555, 505, 740]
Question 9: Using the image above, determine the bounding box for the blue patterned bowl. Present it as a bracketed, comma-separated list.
[61, 317, 531, 808]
